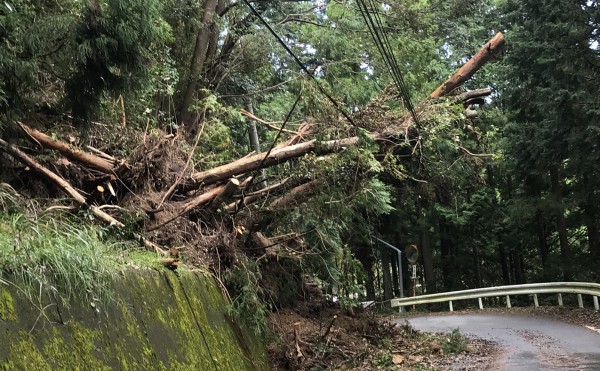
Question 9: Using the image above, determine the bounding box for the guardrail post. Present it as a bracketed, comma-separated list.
[478, 297, 483, 310]
[506, 295, 511, 309]
[449, 300, 453, 312]
[593, 296, 599, 311]
[533, 294, 539, 308]
[558, 293, 563, 306]
[577, 294, 583, 308]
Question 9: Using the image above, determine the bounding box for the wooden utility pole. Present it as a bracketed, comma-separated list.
[246, 103, 267, 189]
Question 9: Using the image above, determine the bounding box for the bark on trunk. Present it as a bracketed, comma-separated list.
[178, 0, 220, 127]
[499, 244, 511, 285]
[364, 257, 376, 300]
[391, 253, 399, 297]
[439, 218, 454, 291]
[550, 168, 572, 281]
[535, 209, 551, 281]
[417, 201, 435, 293]
[188, 137, 360, 188]
[209, 178, 240, 210]
[269, 180, 320, 210]
[582, 174, 600, 279]
[472, 242, 482, 287]
[381, 249, 393, 301]
[431, 33, 505, 98]
[18, 122, 116, 173]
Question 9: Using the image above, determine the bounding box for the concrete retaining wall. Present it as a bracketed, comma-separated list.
[0, 270, 268, 370]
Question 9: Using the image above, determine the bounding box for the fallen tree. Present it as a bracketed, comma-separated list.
[0, 32, 505, 258]
[185, 33, 503, 191]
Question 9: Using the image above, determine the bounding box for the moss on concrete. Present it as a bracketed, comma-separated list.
[0, 270, 268, 370]
[0, 287, 15, 321]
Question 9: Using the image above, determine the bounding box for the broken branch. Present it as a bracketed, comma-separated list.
[431, 33, 505, 98]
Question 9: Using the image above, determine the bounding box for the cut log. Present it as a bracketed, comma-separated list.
[18, 121, 116, 173]
[159, 258, 181, 270]
[150, 176, 254, 230]
[148, 185, 226, 232]
[209, 178, 240, 210]
[431, 33, 505, 98]
[0, 138, 166, 255]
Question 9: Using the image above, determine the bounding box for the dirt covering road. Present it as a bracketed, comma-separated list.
[402, 309, 600, 370]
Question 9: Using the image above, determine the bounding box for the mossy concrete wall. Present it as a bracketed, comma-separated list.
[0, 270, 268, 370]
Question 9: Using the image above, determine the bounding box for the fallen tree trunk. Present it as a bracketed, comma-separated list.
[0, 138, 166, 254]
[188, 136, 362, 188]
[269, 180, 321, 210]
[187, 34, 503, 190]
[224, 177, 293, 213]
[149, 177, 249, 231]
[18, 121, 116, 173]
[209, 178, 240, 210]
[430, 33, 505, 98]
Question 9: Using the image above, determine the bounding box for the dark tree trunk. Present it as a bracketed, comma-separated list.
[585, 205, 600, 279]
[417, 201, 436, 293]
[499, 244, 511, 285]
[509, 251, 515, 284]
[439, 218, 454, 291]
[535, 210, 551, 281]
[355, 245, 376, 300]
[178, 0, 219, 128]
[582, 174, 600, 280]
[513, 251, 525, 284]
[550, 168, 572, 281]
[365, 259, 376, 300]
[472, 242, 482, 287]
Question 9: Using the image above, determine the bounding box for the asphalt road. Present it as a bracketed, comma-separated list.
[403, 313, 600, 370]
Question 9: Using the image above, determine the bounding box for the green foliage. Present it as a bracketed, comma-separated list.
[66, 0, 171, 124]
[442, 328, 468, 354]
[0, 1, 77, 116]
[0, 212, 116, 304]
[224, 259, 269, 338]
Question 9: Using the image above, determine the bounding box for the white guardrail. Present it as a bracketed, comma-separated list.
[391, 282, 600, 312]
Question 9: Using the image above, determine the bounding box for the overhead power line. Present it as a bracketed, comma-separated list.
[355, 0, 420, 125]
[242, 0, 357, 127]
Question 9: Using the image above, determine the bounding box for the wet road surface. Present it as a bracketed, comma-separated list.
[403, 313, 600, 370]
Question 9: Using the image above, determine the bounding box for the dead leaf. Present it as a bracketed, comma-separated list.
[392, 354, 404, 365]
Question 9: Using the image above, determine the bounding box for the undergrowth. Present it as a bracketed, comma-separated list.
[442, 328, 468, 354]
[0, 183, 157, 306]
[224, 258, 269, 338]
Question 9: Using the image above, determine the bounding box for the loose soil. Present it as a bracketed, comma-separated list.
[268, 304, 500, 370]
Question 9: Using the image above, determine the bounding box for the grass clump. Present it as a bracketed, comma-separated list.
[442, 328, 468, 354]
[0, 183, 155, 305]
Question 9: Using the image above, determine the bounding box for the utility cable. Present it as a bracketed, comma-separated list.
[355, 0, 419, 125]
[243, 0, 357, 127]
[359, 0, 416, 119]
[360, 0, 415, 117]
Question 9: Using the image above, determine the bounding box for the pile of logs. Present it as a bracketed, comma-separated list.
[0, 33, 505, 255]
